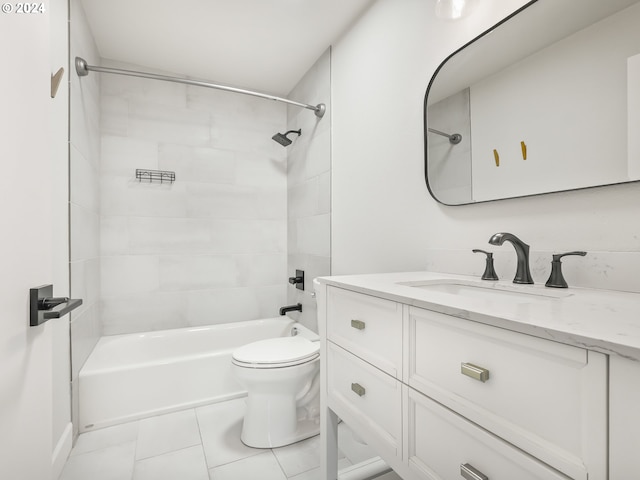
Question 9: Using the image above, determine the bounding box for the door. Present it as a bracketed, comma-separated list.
[0, 3, 56, 479]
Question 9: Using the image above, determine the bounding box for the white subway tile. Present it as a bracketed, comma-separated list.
[185, 183, 286, 220]
[100, 63, 188, 108]
[127, 217, 213, 254]
[185, 285, 286, 326]
[318, 171, 331, 215]
[185, 288, 261, 325]
[101, 255, 160, 298]
[295, 214, 331, 258]
[101, 135, 158, 176]
[70, 204, 100, 262]
[70, 258, 100, 318]
[100, 292, 188, 335]
[235, 151, 287, 188]
[100, 216, 130, 256]
[158, 144, 236, 184]
[209, 219, 286, 254]
[101, 176, 188, 218]
[71, 145, 100, 212]
[288, 179, 320, 219]
[100, 95, 129, 137]
[303, 129, 331, 180]
[70, 305, 100, 379]
[235, 254, 287, 287]
[158, 255, 239, 291]
[128, 102, 211, 145]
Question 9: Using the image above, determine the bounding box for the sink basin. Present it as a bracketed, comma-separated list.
[398, 279, 572, 302]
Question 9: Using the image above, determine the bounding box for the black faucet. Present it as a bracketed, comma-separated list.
[279, 303, 302, 315]
[488, 232, 533, 284]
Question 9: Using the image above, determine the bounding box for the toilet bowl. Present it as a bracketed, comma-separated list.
[232, 330, 320, 448]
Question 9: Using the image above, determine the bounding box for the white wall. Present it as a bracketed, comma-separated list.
[286, 49, 332, 333]
[99, 61, 288, 335]
[0, 2, 55, 478]
[332, 0, 640, 293]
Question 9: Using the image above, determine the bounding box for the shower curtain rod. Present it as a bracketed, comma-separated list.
[74, 57, 326, 118]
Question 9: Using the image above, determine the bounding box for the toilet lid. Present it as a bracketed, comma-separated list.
[232, 336, 319, 367]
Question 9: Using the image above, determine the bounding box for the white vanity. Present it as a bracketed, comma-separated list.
[315, 272, 640, 480]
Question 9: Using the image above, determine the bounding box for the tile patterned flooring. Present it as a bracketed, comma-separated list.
[59, 398, 401, 480]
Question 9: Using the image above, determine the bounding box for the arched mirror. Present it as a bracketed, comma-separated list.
[425, 0, 640, 205]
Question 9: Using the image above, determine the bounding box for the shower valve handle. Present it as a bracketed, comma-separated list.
[288, 270, 305, 291]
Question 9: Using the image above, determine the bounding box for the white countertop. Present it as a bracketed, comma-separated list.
[317, 271, 640, 362]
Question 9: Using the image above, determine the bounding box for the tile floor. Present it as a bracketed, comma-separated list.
[59, 398, 402, 480]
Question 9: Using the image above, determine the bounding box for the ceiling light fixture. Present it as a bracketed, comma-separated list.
[435, 0, 478, 21]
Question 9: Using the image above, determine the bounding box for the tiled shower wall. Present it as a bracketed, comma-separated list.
[286, 49, 332, 332]
[69, 0, 101, 437]
[99, 62, 289, 335]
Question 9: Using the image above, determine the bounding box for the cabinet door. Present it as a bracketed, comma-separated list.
[408, 307, 606, 480]
[406, 387, 569, 480]
[327, 286, 402, 377]
[327, 342, 402, 462]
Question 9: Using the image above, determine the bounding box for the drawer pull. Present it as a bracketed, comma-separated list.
[460, 463, 489, 480]
[351, 383, 366, 396]
[461, 363, 490, 383]
[350, 319, 366, 330]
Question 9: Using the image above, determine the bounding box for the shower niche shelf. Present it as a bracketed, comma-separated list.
[136, 168, 175, 184]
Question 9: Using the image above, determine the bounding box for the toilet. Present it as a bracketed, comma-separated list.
[231, 325, 320, 448]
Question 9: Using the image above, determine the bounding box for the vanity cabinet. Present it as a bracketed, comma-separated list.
[407, 307, 606, 480]
[320, 284, 608, 480]
[406, 388, 568, 480]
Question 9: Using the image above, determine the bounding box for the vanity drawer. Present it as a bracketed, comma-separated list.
[406, 387, 568, 480]
[326, 286, 402, 377]
[408, 306, 606, 480]
[327, 341, 402, 461]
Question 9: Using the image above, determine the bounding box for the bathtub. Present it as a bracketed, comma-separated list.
[78, 317, 296, 432]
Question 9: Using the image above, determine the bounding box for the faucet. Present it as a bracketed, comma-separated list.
[488, 232, 534, 284]
[279, 303, 302, 315]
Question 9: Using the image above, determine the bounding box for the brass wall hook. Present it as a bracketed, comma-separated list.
[51, 67, 65, 98]
[493, 149, 500, 167]
[521, 141, 527, 160]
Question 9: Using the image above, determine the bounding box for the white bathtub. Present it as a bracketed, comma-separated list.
[79, 317, 296, 432]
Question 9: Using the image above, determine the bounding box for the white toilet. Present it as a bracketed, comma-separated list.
[231, 324, 320, 448]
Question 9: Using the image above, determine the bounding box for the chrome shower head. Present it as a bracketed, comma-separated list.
[272, 129, 302, 147]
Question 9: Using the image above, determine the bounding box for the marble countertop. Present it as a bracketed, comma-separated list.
[316, 271, 640, 362]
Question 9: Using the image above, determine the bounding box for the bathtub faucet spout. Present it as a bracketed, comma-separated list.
[279, 303, 302, 315]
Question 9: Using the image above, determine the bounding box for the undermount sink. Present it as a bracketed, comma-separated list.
[398, 279, 572, 302]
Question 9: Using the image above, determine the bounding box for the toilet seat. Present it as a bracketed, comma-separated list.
[232, 336, 319, 369]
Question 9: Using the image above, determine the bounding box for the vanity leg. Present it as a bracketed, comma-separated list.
[321, 405, 339, 480]
[317, 279, 339, 479]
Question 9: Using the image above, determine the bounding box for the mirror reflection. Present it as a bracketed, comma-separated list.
[425, 0, 640, 205]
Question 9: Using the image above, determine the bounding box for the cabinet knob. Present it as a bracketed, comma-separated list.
[461, 363, 490, 383]
[350, 319, 366, 330]
[460, 463, 489, 480]
[351, 383, 366, 397]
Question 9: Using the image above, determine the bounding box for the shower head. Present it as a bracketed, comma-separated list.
[272, 129, 302, 147]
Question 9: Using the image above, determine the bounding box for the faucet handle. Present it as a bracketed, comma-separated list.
[545, 251, 586, 288]
[472, 249, 499, 281]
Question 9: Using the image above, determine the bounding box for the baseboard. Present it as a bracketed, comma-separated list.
[51, 422, 73, 480]
[338, 456, 391, 480]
